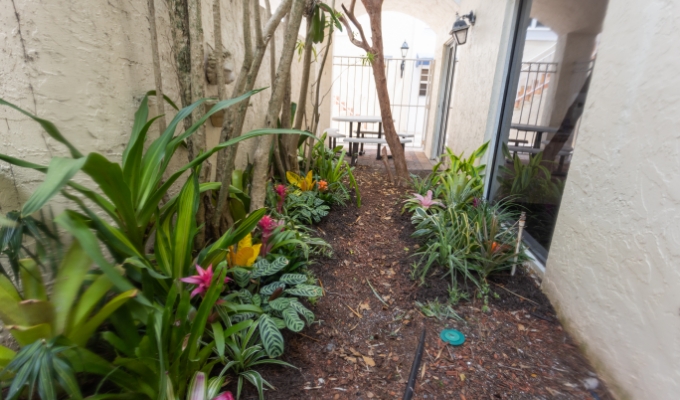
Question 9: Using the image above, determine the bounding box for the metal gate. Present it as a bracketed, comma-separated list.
[331, 56, 435, 148]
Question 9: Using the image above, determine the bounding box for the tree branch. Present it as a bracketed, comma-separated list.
[253, 0, 264, 48]
[339, 1, 371, 51]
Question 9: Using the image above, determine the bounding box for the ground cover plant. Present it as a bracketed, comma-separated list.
[0, 88, 357, 399]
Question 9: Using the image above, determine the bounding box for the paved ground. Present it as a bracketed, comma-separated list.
[345, 146, 435, 172]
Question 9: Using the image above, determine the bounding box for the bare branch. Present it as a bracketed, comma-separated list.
[262, 0, 293, 45]
[339, 1, 371, 51]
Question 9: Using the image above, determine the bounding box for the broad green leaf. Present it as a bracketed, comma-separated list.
[251, 256, 288, 278]
[19, 258, 47, 300]
[257, 314, 284, 358]
[55, 212, 143, 304]
[285, 284, 323, 298]
[212, 322, 225, 359]
[282, 307, 305, 332]
[21, 157, 86, 217]
[0, 344, 16, 368]
[68, 274, 113, 334]
[290, 300, 315, 325]
[68, 289, 138, 347]
[9, 323, 52, 346]
[222, 319, 253, 338]
[81, 153, 141, 247]
[173, 171, 199, 279]
[268, 297, 292, 311]
[279, 273, 307, 285]
[230, 268, 251, 288]
[51, 241, 91, 334]
[271, 317, 286, 330]
[0, 98, 83, 158]
[0, 275, 24, 325]
[259, 281, 286, 297]
[17, 299, 54, 327]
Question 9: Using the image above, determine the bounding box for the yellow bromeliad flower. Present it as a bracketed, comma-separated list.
[227, 233, 261, 268]
[286, 170, 315, 191]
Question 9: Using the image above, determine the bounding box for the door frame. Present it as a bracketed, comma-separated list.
[485, 0, 533, 200]
[430, 37, 458, 159]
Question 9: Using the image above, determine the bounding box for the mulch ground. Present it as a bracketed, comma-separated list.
[238, 165, 614, 400]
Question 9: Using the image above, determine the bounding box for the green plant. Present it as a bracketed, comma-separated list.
[415, 299, 463, 322]
[1, 338, 80, 400]
[285, 191, 330, 224]
[497, 142, 563, 204]
[311, 135, 361, 207]
[213, 318, 295, 400]
[0, 94, 312, 288]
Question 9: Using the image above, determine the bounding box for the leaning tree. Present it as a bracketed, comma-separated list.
[339, 0, 409, 183]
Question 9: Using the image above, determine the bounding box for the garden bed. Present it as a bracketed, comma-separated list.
[242, 165, 614, 399]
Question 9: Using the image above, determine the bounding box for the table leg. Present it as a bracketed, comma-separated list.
[376, 123, 383, 160]
[533, 131, 543, 149]
[351, 142, 359, 166]
[348, 122, 354, 157]
[358, 122, 364, 156]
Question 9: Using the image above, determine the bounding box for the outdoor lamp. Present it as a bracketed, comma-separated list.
[450, 11, 476, 45]
[400, 41, 409, 78]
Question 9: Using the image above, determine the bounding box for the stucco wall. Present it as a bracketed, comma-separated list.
[542, 0, 680, 398]
[0, 0, 303, 212]
[438, 0, 520, 158]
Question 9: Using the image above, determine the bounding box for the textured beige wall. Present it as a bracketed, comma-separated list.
[439, 0, 520, 158]
[0, 0, 303, 212]
[542, 0, 680, 398]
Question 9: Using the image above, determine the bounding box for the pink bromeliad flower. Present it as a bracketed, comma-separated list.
[258, 215, 284, 256]
[412, 190, 443, 210]
[180, 264, 231, 298]
[212, 392, 235, 400]
[275, 184, 286, 213]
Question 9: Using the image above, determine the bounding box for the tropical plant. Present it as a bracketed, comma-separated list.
[284, 191, 330, 224]
[0, 338, 81, 400]
[311, 135, 361, 206]
[213, 317, 295, 400]
[497, 142, 563, 204]
[0, 94, 312, 285]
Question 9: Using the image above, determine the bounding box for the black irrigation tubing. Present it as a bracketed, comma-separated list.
[402, 328, 427, 400]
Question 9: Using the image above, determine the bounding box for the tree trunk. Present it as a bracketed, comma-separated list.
[250, 0, 306, 212]
[165, 0, 192, 128]
[213, 0, 292, 229]
[285, 8, 315, 174]
[147, 0, 167, 134]
[365, 3, 409, 184]
[187, 0, 207, 162]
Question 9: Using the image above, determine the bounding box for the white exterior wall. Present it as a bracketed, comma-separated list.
[542, 0, 680, 398]
[437, 0, 521, 158]
[0, 0, 303, 212]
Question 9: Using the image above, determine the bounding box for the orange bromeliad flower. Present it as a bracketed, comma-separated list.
[227, 233, 261, 268]
[286, 170, 315, 191]
[318, 180, 328, 191]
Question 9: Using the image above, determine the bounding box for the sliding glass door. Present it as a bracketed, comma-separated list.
[488, 0, 608, 263]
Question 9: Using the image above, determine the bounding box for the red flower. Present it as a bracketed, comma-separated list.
[180, 264, 231, 298]
[212, 392, 235, 400]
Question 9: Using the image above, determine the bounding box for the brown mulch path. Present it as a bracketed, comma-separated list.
[242, 165, 614, 400]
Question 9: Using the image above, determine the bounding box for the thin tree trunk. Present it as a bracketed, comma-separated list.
[265, 0, 277, 86]
[214, 0, 293, 228]
[187, 0, 208, 248]
[250, 0, 306, 211]
[339, 0, 409, 184]
[366, 6, 408, 183]
[165, 0, 192, 127]
[187, 0, 207, 163]
[285, 9, 315, 174]
[147, 0, 167, 134]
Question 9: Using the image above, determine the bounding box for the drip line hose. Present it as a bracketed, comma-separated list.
[402, 328, 427, 400]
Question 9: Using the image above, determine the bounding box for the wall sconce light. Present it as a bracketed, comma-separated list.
[400, 41, 409, 78]
[450, 11, 476, 46]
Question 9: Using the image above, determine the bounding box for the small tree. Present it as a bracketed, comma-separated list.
[339, 0, 409, 184]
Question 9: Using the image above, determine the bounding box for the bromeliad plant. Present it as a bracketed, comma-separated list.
[0, 93, 312, 287]
[311, 133, 361, 207]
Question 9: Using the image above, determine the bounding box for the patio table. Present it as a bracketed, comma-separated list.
[332, 115, 382, 158]
[510, 124, 559, 149]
